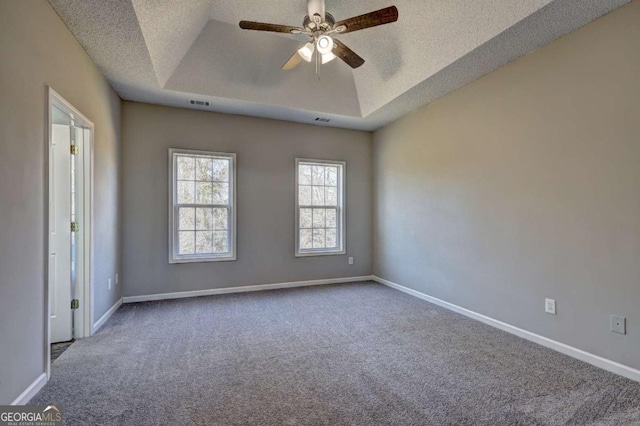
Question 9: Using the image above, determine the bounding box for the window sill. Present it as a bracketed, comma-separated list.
[295, 250, 346, 258]
[169, 255, 237, 264]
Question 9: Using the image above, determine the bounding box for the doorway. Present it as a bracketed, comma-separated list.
[47, 88, 93, 377]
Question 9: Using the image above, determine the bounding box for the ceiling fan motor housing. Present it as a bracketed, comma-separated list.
[303, 13, 335, 33]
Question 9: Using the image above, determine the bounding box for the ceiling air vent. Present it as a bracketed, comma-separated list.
[190, 100, 210, 107]
[315, 117, 331, 123]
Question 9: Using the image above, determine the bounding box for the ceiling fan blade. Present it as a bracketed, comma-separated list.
[239, 21, 304, 34]
[334, 6, 398, 34]
[282, 51, 303, 71]
[308, 0, 325, 23]
[332, 39, 365, 69]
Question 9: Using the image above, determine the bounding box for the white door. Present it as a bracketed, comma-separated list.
[49, 105, 74, 343]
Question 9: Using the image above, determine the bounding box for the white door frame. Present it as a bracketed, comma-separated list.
[46, 87, 94, 379]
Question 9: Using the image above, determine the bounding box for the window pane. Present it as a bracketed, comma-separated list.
[296, 160, 344, 255]
[300, 208, 312, 228]
[312, 229, 325, 248]
[212, 183, 229, 204]
[300, 229, 313, 249]
[195, 231, 213, 253]
[172, 151, 235, 262]
[179, 231, 195, 254]
[196, 208, 213, 230]
[177, 156, 195, 180]
[213, 208, 228, 230]
[312, 166, 325, 185]
[299, 185, 311, 206]
[325, 187, 338, 206]
[312, 186, 325, 206]
[179, 207, 195, 230]
[326, 228, 337, 248]
[196, 158, 212, 181]
[312, 209, 325, 229]
[212, 159, 229, 182]
[196, 182, 213, 204]
[326, 209, 337, 228]
[177, 181, 195, 204]
[325, 166, 338, 186]
[299, 164, 312, 185]
[213, 231, 229, 253]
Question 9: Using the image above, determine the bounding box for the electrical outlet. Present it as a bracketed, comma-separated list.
[545, 298, 556, 315]
[348, 257, 354, 265]
[611, 315, 626, 335]
[108, 278, 112, 291]
[116, 273, 119, 286]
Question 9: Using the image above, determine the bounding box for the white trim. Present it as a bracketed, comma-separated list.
[11, 373, 47, 405]
[168, 148, 237, 263]
[82, 126, 94, 339]
[46, 87, 94, 381]
[294, 158, 346, 257]
[92, 298, 123, 333]
[373, 276, 640, 383]
[123, 276, 373, 303]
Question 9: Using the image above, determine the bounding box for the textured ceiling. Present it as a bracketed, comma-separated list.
[49, 0, 629, 130]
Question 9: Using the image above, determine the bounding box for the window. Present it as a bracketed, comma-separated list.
[295, 158, 345, 256]
[169, 149, 236, 263]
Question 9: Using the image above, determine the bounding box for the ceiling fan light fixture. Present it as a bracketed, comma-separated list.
[298, 42, 315, 62]
[321, 52, 336, 64]
[316, 35, 333, 55]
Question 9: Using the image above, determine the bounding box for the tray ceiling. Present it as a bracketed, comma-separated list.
[49, 0, 629, 130]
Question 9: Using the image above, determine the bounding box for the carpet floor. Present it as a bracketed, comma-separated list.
[31, 281, 640, 425]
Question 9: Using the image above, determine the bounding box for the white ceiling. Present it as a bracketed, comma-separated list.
[49, 0, 629, 131]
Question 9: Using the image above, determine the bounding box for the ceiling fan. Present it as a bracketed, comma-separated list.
[238, 0, 398, 70]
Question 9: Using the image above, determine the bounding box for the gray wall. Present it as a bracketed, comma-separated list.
[0, 1, 121, 404]
[373, 1, 640, 370]
[121, 102, 372, 297]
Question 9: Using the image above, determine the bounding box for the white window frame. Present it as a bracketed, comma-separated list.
[168, 148, 237, 263]
[295, 158, 346, 257]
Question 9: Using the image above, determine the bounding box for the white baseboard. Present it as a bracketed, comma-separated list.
[122, 276, 374, 304]
[373, 275, 640, 383]
[11, 373, 47, 405]
[92, 297, 122, 333]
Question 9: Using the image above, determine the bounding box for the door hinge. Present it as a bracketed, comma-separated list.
[71, 299, 79, 309]
[70, 145, 79, 155]
[71, 222, 80, 232]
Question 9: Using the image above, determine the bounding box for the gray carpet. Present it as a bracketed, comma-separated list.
[31, 282, 640, 425]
